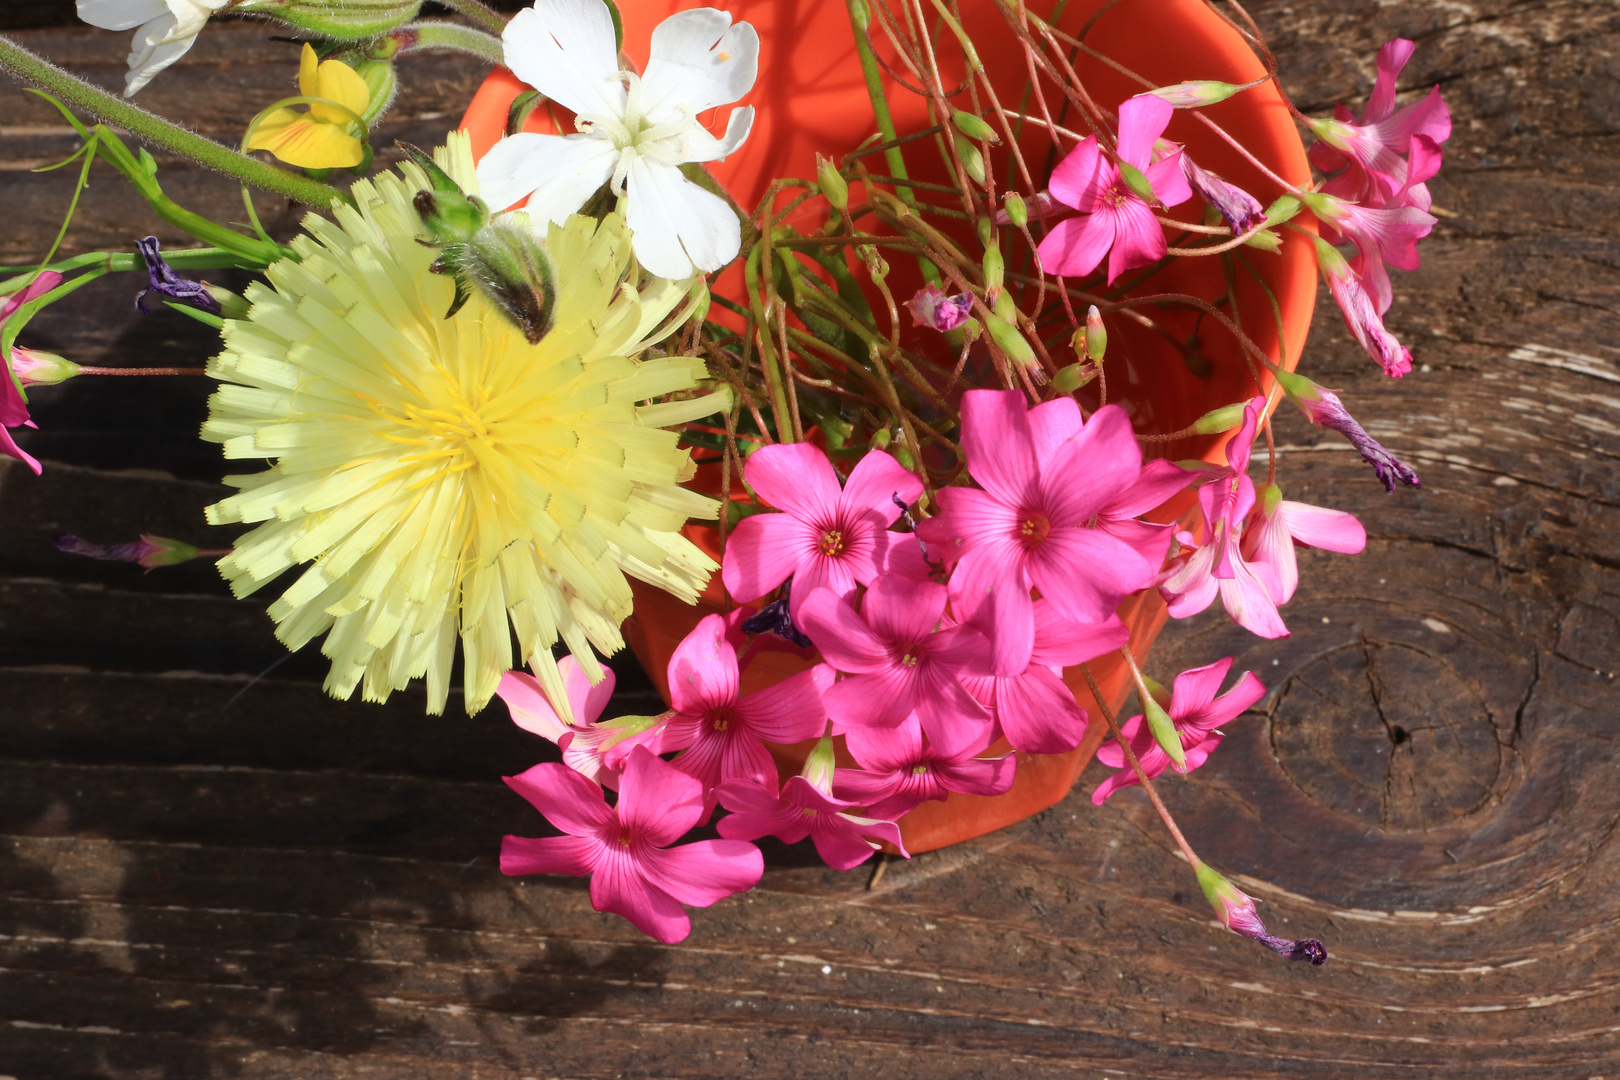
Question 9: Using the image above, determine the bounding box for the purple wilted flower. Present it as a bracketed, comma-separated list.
[56, 532, 211, 569]
[906, 285, 974, 332]
[135, 237, 221, 317]
[739, 580, 813, 648]
[1197, 863, 1328, 965]
[1273, 368, 1420, 492]
[1181, 155, 1265, 234]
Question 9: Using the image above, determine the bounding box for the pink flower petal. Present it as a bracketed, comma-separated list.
[590, 845, 693, 943]
[862, 573, 947, 647]
[499, 833, 602, 877]
[1145, 149, 1193, 208]
[1217, 558, 1290, 639]
[1028, 396, 1083, 464]
[640, 838, 764, 908]
[798, 589, 892, 675]
[1105, 198, 1168, 284]
[721, 511, 813, 603]
[743, 441, 843, 521]
[498, 670, 570, 742]
[1116, 94, 1174, 169]
[808, 816, 889, 870]
[870, 528, 931, 582]
[959, 390, 1040, 509]
[840, 448, 923, 523]
[667, 613, 739, 718]
[1165, 657, 1234, 718]
[1029, 526, 1154, 625]
[824, 667, 916, 730]
[1037, 212, 1117, 279]
[618, 745, 707, 846]
[786, 547, 861, 620]
[1030, 603, 1129, 668]
[935, 753, 1017, 797]
[1042, 406, 1143, 525]
[1283, 500, 1367, 554]
[1105, 458, 1199, 519]
[735, 664, 834, 742]
[1048, 135, 1105, 209]
[503, 762, 616, 836]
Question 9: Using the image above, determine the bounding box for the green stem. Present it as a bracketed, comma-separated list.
[0, 247, 248, 284]
[430, 0, 507, 34]
[0, 35, 346, 209]
[842, 0, 911, 197]
[401, 20, 505, 64]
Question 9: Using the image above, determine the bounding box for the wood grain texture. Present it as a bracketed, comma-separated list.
[0, 2, 1617, 1076]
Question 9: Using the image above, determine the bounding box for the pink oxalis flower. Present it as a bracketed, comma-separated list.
[1037, 94, 1193, 283]
[1243, 482, 1368, 605]
[723, 442, 926, 623]
[835, 713, 1016, 820]
[716, 774, 907, 871]
[918, 390, 1158, 675]
[960, 602, 1130, 754]
[649, 613, 832, 799]
[1156, 399, 1289, 639]
[0, 271, 63, 475]
[799, 573, 993, 744]
[1091, 656, 1266, 804]
[1316, 240, 1414, 378]
[1308, 38, 1450, 209]
[501, 745, 764, 943]
[499, 655, 639, 787]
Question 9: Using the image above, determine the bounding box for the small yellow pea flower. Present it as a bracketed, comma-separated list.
[246, 44, 370, 169]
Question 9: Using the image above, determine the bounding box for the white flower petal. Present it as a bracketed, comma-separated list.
[625, 158, 740, 279]
[680, 105, 754, 163]
[476, 132, 617, 221]
[77, 0, 168, 31]
[641, 8, 759, 120]
[124, 13, 193, 95]
[503, 0, 625, 120]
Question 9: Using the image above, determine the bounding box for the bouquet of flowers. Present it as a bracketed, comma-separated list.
[0, 0, 1445, 958]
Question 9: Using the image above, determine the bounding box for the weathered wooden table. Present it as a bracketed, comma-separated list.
[1, 2, 1616, 1076]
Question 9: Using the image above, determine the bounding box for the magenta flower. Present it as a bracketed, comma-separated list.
[798, 573, 993, 743]
[917, 390, 1156, 675]
[716, 775, 908, 871]
[1307, 192, 1436, 318]
[651, 613, 832, 798]
[1091, 656, 1266, 804]
[1036, 94, 1193, 283]
[1308, 38, 1450, 209]
[1243, 482, 1367, 605]
[1156, 399, 1289, 639]
[499, 655, 637, 787]
[722, 443, 926, 623]
[906, 285, 974, 332]
[961, 602, 1130, 754]
[501, 745, 764, 943]
[834, 713, 1015, 820]
[1182, 154, 1265, 235]
[1, 271, 63, 476]
[1317, 243, 1414, 378]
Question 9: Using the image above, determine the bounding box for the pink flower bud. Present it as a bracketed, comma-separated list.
[8, 346, 79, 387]
[906, 285, 974, 332]
[1197, 863, 1328, 965]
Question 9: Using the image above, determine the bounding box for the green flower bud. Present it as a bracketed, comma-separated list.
[951, 109, 1000, 144]
[1084, 305, 1107, 361]
[352, 57, 398, 128]
[446, 218, 558, 344]
[1002, 191, 1028, 228]
[1149, 80, 1242, 108]
[1263, 194, 1302, 226]
[1243, 228, 1283, 252]
[802, 734, 838, 795]
[1052, 362, 1095, 394]
[1141, 687, 1186, 769]
[1117, 160, 1159, 205]
[984, 311, 1035, 368]
[816, 154, 849, 212]
[982, 242, 1004, 294]
[955, 139, 986, 185]
[1192, 401, 1249, 434]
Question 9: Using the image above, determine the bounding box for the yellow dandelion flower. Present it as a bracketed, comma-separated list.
[245, 43, 371, 169]
[202, 133, 726, 717]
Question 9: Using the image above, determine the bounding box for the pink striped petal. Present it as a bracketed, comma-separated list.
[590, 846, 693, 943]
[503, 762, 615, 836]
[743, 441, 842, 521]
[618, 745, 707, 845]
[499, 833, 602, 877]
[1037, 211, 1116, 279]
[640, 838, 764, 907]
[735, 664, 833, 742]
[721, 511, 813, 603]
[668, 613, 739, 718]
[841, 448, 922, 524]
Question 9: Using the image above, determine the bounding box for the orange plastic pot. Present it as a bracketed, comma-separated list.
[461, 0, 1315, 853]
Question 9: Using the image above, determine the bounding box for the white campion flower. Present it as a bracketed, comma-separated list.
[77, 0, 228, 96]
[476, 0, 758, 281]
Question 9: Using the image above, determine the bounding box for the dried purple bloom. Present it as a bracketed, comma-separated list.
[1182, 155, 1265, 234]
[1274, 369, 1421, 492]
[1197, 863, 1328, 966]
[135, 237, 222, 317]
[56, 532, 207, 570]
[906, 286, 974, 333]
[740, 581, 813, 648]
